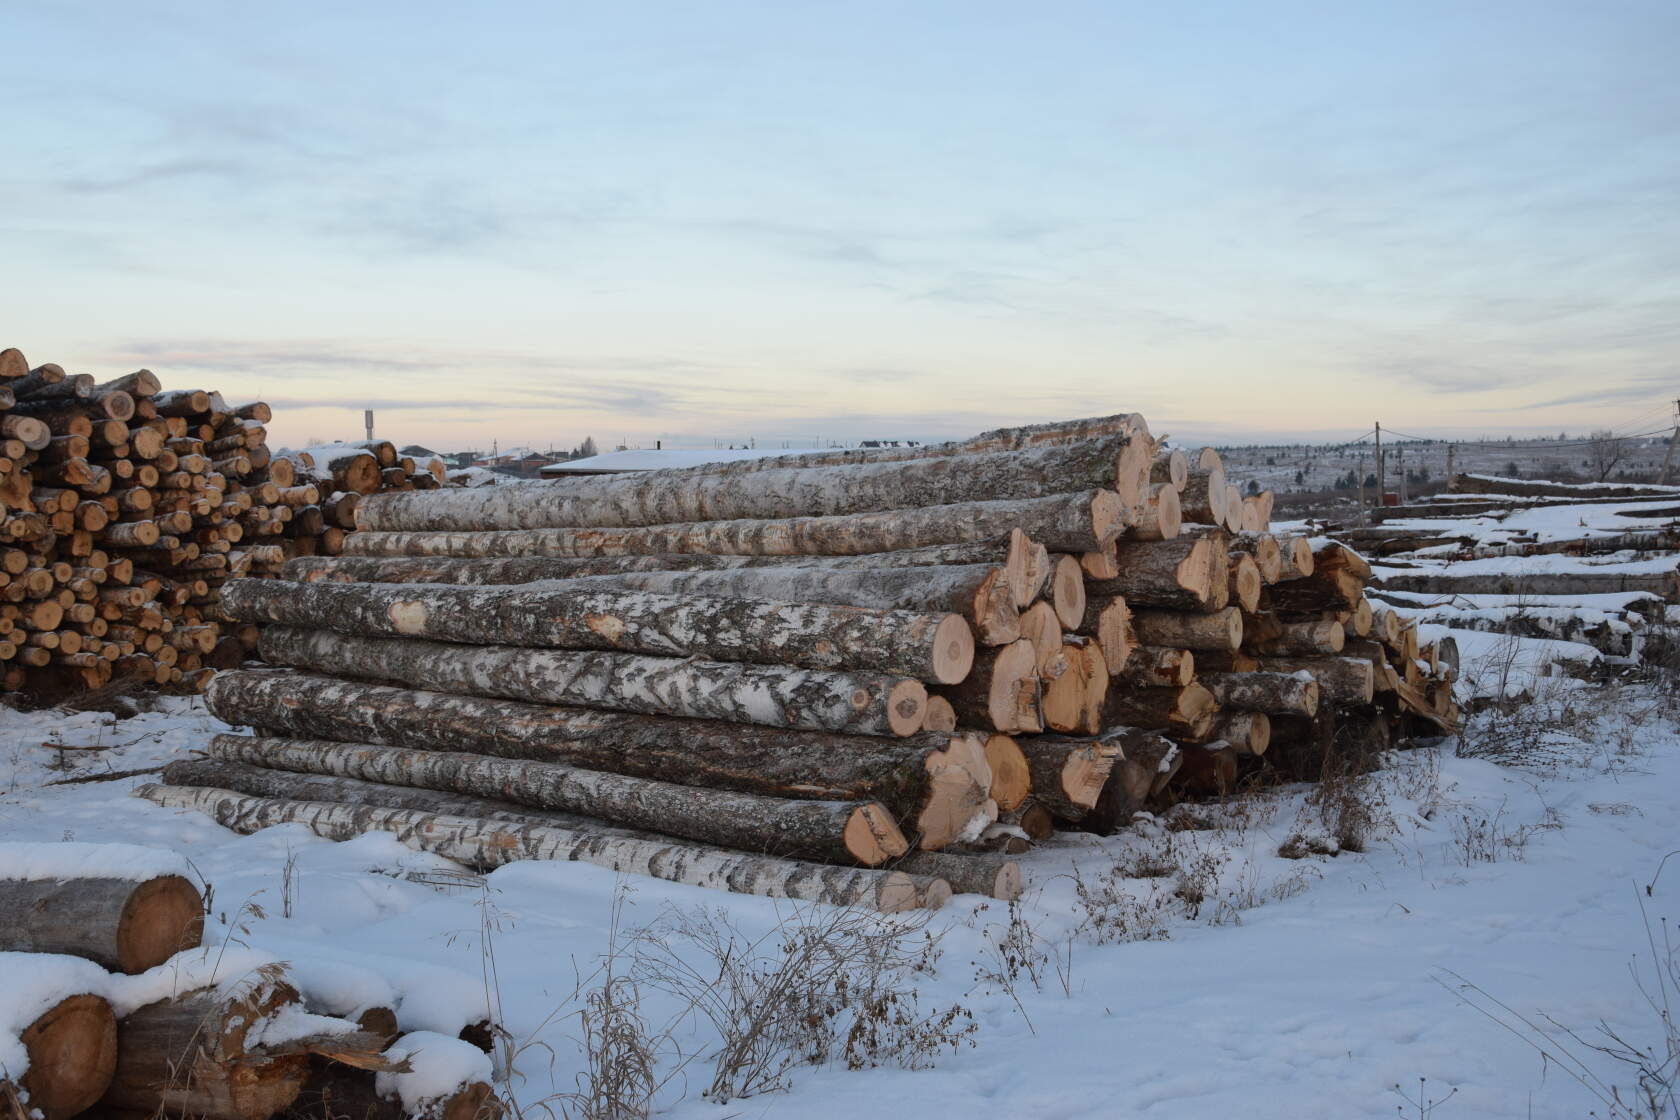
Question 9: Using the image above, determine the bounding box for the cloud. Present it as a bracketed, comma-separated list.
[55, 158, 250, 194]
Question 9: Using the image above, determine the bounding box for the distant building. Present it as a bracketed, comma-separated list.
[400, 444, 442, 460]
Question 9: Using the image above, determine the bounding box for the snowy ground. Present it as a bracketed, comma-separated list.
[3, 684, 1678, 1119]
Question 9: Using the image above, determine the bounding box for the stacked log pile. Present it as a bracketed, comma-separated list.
[0, 346, 451, 700]
[135, 413, 1458, 909]
[0, 841, 493, 1120]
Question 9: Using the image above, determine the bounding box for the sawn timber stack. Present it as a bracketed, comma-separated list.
[147, 412, 1459, 909]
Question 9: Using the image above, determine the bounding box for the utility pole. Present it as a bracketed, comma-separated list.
[364, 409, 374, 442]
[1397, 445, 1408, 504]
[1660, 399, 1680, 485]
[1446, 443, 1455, 485]
[1374, 421, 1384, 509]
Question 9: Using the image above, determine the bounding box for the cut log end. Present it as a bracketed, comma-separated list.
[117, 873, 204, 974]
[921, 695, 957, 732]
[885, 679, 930, 737]
[1049, 554, 1086, 630]
[983, 733, 1030, 812]
[1093, 596, 1135, 673]
[931, 614, 976, 685]
[844, 802, 911, 865]
[19, 993, 118, 1120]
[914, 733, 994, 851]
[1090, 490, 1126, 545]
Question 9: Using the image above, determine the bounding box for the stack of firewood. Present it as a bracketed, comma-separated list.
[134, 413, 1458, 909]
[0, 842, 495, 1120]
[0, 346, 453, 700]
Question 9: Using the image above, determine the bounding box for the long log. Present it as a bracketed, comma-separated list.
[1196, 670, 1320, 717]
[98, 970, 311, 1120]
[343, 490, 1125, 559]
[8, 988, 118, 1120]
[1249, 620, 1345, 656]
[0, 875, 203, 973]
[1086, 535, 1226, 611]
[358, 435, 1144, 532]
[257, 626, 928, 738]
[1372, 567, 1680, 599]
[514, 563, 1018, 647]
[182, 740, 914, 864]
[133, 784, 950, 912]
[888, 851, 1021, 900]
[204, 670, 979, 811]
[287, 530, 1044, 605]
[221, 577, 973, 683]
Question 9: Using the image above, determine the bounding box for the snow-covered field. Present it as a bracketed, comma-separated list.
[3, 683, 1677, 1118]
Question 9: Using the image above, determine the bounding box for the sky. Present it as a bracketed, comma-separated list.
[3, 0, 1678, 452]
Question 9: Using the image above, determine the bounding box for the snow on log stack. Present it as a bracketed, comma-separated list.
[0, 346, 451, 701]
[135, 413, 1458, 909]
[0, 841, 487, 1120]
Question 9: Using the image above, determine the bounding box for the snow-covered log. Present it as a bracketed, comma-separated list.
[0, 843, 203, 973]
[0, 953, 117, 1120]
[257, 626, 929, 738]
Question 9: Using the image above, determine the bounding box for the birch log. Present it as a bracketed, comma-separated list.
[133, 785, 950, 912]
[186, 739, 914, 863]
[257, 626, 928, 738]
[205, 670, 974, 808]
[289, 531, 1043, 608]
[221, 577, 975, 683]
[0, 875, 203, 973]
[356, 435, 1144, 532]
[526, 563, 1018, 647]
[343, 490, 1125, 558]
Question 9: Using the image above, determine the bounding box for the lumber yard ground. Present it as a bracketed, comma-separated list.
[2, 668, 1677, 1118]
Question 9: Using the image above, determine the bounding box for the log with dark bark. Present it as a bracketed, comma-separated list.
[133, 784, 951, 912]
[1116, 645, 1194, 687]
[1266, 542, 1369, 611]
[1196, 670, 1320, 717]
[98, 970, 311, 1120]
[257, 626, 929, 738]
[1066, 728, 1179, 834]
[343, 490, 1126, 558]
[1249, 620, 1345, 656]
[357, 435, 1146, 532]
[1103, 683, 1217, 737]
[285, 1062, 494, 1120]
[181, 738, 919, 863]
[1202, 712, 1270, 755]
[1016, 736, 1123, 820]
[889, 851, 1021, 900]
[932, 639, 1042, 734]
[205, 670, 981, 809]
[221, 577, 974, 683]
[1171, 743, 1238, 796]
[12, 992, 118, 1120]
[0, 874, 203, 973]
[1179, 466, 1226, 525]
[1085, 535, 1227, 611]
[1131, 606, 1243, 651]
